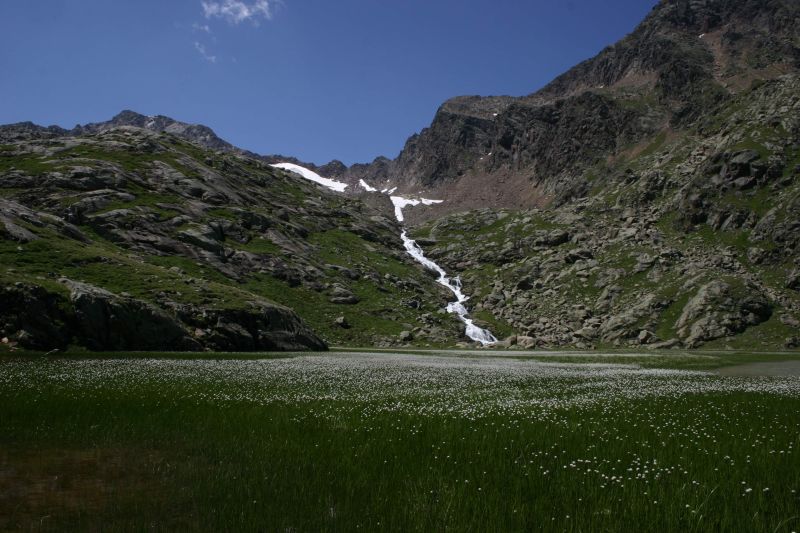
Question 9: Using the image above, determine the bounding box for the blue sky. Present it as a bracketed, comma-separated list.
[0, 0, 657, 165]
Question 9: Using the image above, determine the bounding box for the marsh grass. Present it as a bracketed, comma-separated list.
[1, 352, 799, 531]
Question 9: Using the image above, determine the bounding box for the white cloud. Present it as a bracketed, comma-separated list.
[194, 42, 217, 63]
[192, 23, 212, 33]
[201, 0, 273, 25]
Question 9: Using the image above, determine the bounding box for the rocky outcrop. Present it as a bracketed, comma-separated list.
[0, 280, 327, 352]
[187, 305, 327, 352]
[0, 111, 239, 152]
[675, 281, 772, 347]
[63, 280, 197, 351]
[0, 122, 68, 143]
[0, 283, 74, 350]
[73, 110, 239, 152]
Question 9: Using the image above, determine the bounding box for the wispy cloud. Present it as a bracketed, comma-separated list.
[192, 0, 278, 64]
[201, 0, 274, 25]
[192, 22, 212, 34]
[194, 41, 217, 63]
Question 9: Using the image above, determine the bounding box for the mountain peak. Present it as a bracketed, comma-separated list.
[26, 110, 238, 153]
[533, 0, 799, 102]
[110, 109, 149, 124]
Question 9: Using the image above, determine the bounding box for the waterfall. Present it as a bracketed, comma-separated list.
[392, 199, 497, 345]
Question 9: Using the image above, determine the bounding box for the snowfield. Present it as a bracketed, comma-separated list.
[270, 162, 349, 192]
[359, 179, 377, 192]
[389, 195, 443, 222]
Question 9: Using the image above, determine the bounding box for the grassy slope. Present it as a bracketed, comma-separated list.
[0, 133, 462, 347]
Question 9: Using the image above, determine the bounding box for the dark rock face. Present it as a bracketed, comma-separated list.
[0, 280, 326, 352]
[64, 280, 197, 351]
[192, 306, 327, 352]
[0, 284, 74, 350]
[378, 91, 647, 200]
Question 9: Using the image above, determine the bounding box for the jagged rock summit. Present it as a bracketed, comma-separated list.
[0, 110, 236, 152]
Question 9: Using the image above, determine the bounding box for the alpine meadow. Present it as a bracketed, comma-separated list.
[1, 0, 799, 531]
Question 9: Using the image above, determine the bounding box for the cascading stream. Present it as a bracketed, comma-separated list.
[272, 161, 497, 345]
[392, 198, 497, 345]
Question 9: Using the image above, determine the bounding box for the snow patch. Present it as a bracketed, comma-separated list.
[270, 163, 348, 192]
[389, 196, 443, 222]
[359, 179, 377, 192]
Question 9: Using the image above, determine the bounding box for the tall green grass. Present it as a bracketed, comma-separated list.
[1, 355, 798, 531]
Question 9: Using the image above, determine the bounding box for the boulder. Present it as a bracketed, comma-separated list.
[729, 149, 760, 165]
[746, 247, 767, 264]
[178, 227, 224, 255]
[647, 339, 682, 350]
[188, 305, 327, 351]
[676, 281, 772, 347]
[637, 330, 657, 344]
[574, 327, 599, 340]
[330, 294, 360, 305]
[0, 283, 73, 350]
[516, 335, 537, 349]
[599, 294, 657, 342]
[0, 216, 38, 242]
[788, 271, 800, 291]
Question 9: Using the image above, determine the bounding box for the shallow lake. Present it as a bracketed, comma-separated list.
[716, 360, 800, 377]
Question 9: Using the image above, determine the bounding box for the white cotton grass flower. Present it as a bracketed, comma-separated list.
[0, 353, 798, 420]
